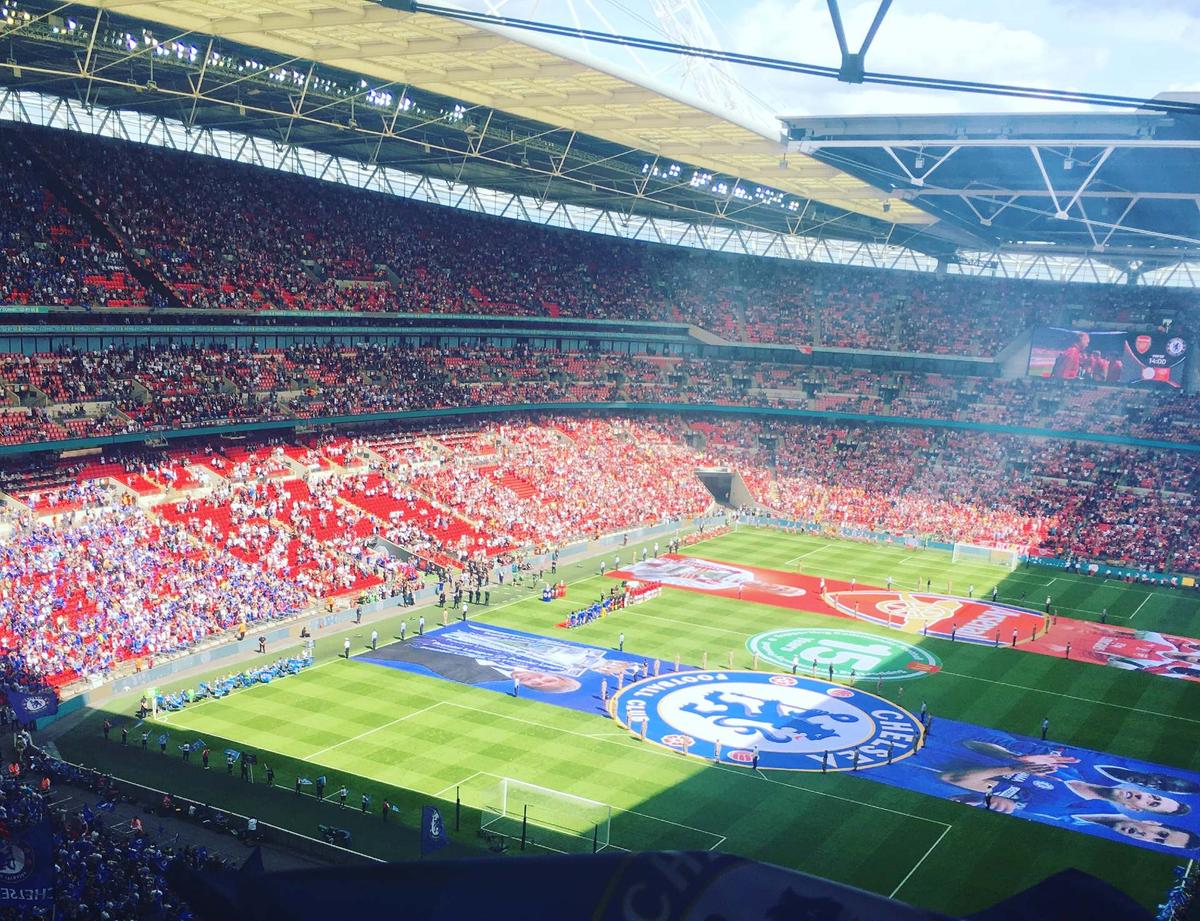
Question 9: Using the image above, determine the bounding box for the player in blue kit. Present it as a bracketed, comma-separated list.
[937, 739, 1190, 821]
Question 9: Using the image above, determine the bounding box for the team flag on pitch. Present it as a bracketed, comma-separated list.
[420, 805, 448, 856]
[225, 749, 241, 761]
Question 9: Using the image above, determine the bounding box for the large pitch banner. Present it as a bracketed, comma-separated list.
[1027, 620, 1200, 683]
[823, 591, 1048, 646]
[609, 555, 838, 610]
[871, 720, 1200, 857]
[357, 621, 674, 714]
[609, 671, 924, 772]
[358, 623, 1200, 858]
[609, 556, 1047, 645]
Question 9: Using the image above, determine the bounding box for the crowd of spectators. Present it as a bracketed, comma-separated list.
[0, 508, 311, 686]
[725, 418, 1200, 573]
[6, 126, 1196, 357]
[0, 135, 159, 310]
[0, 748, 209, 920]
[0, 409, 1197, 691]
[1, 343, 1196, 448]
[410, 417, 715, 545]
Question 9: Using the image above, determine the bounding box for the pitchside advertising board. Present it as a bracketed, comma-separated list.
[1027, 326, 1189, 388]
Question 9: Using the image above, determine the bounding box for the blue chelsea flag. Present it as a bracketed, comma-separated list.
[6, 689, 57, 721]
[420, 805, 448, 856]
[0, 820, 55, 906]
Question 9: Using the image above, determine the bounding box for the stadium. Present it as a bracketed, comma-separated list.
[0, 0, 1198, 918]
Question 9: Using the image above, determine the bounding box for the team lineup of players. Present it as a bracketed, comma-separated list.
[1051, 331, 1124, 381]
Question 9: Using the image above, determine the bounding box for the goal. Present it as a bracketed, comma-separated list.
[951, 542, 1022, 571]
[479, 777, 612, 854]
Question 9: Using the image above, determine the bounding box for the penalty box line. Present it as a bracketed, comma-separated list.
[784, 545, 834, 565]
[438, 701, 943, 837]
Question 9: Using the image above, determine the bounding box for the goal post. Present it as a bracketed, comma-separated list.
[951, 542, 1023, 571]
[479, 777, 612, 853]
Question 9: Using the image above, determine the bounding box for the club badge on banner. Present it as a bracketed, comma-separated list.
[609, 671, 924, 772]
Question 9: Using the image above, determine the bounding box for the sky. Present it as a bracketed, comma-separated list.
[460, 0, 1200, 131]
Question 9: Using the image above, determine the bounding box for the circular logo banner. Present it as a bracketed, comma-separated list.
[747, 628, 941, 681]
[609, 670, 923, 772]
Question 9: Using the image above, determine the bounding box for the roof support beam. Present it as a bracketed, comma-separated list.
[1101, 196, 1140, 248]
[1061, 146, 1113, 215]
[794, 138, 1200, 149]
[912, 189, 1200, 200]
[1029, 145, 1065, 218]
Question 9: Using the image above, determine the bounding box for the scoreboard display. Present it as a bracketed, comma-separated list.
[1027, 327, 1189, 388]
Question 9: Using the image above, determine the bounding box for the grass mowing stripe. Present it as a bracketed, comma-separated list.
[439, 700, 949, 830]
[55, 526, 1197, 916]
[305, 702, 447, 760]
[939, 669, 1200, 725]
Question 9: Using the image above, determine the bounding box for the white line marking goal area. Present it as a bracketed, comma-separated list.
[446, 770, 726, 853]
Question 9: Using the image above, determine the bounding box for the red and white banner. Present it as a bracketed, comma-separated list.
[823, 591, 1048, 646]
[1027, 619, 1200, 683]
[609, 555, 851, 612]
[609, 556, 1198, 677]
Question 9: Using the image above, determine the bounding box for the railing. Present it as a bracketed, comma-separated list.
[1158, 860, 1197, 921]
[0, 401, 1196, 459]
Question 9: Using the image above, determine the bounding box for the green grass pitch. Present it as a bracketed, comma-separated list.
[57, 527, 1200, 916]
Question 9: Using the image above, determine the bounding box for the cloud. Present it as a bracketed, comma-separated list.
[722, 0, 1194, 118]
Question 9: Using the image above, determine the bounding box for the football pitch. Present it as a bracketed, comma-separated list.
[58, 527, 1200, 916]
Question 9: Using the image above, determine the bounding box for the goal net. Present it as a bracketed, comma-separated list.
[479, 777, 612, 853]
[951, 542, 1022, 571]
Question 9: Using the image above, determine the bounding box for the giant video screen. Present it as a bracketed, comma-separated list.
[1027, 327, 1189, 388]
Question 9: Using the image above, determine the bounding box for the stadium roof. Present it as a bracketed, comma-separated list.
[0, 0, 930, 245]
[1, 0, 1198, 282]
[785, 110, 1200, 269]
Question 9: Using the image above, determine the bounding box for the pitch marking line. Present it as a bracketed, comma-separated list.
[785, 545, 833, 565]
[432, 771, 484, 800]
[439, 701, 946, 831]
[306, 701, 446, 760]
[889, 823, 952, 898]
[1129, 594, 1153, 620]
[939, 670, 1200, 725]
